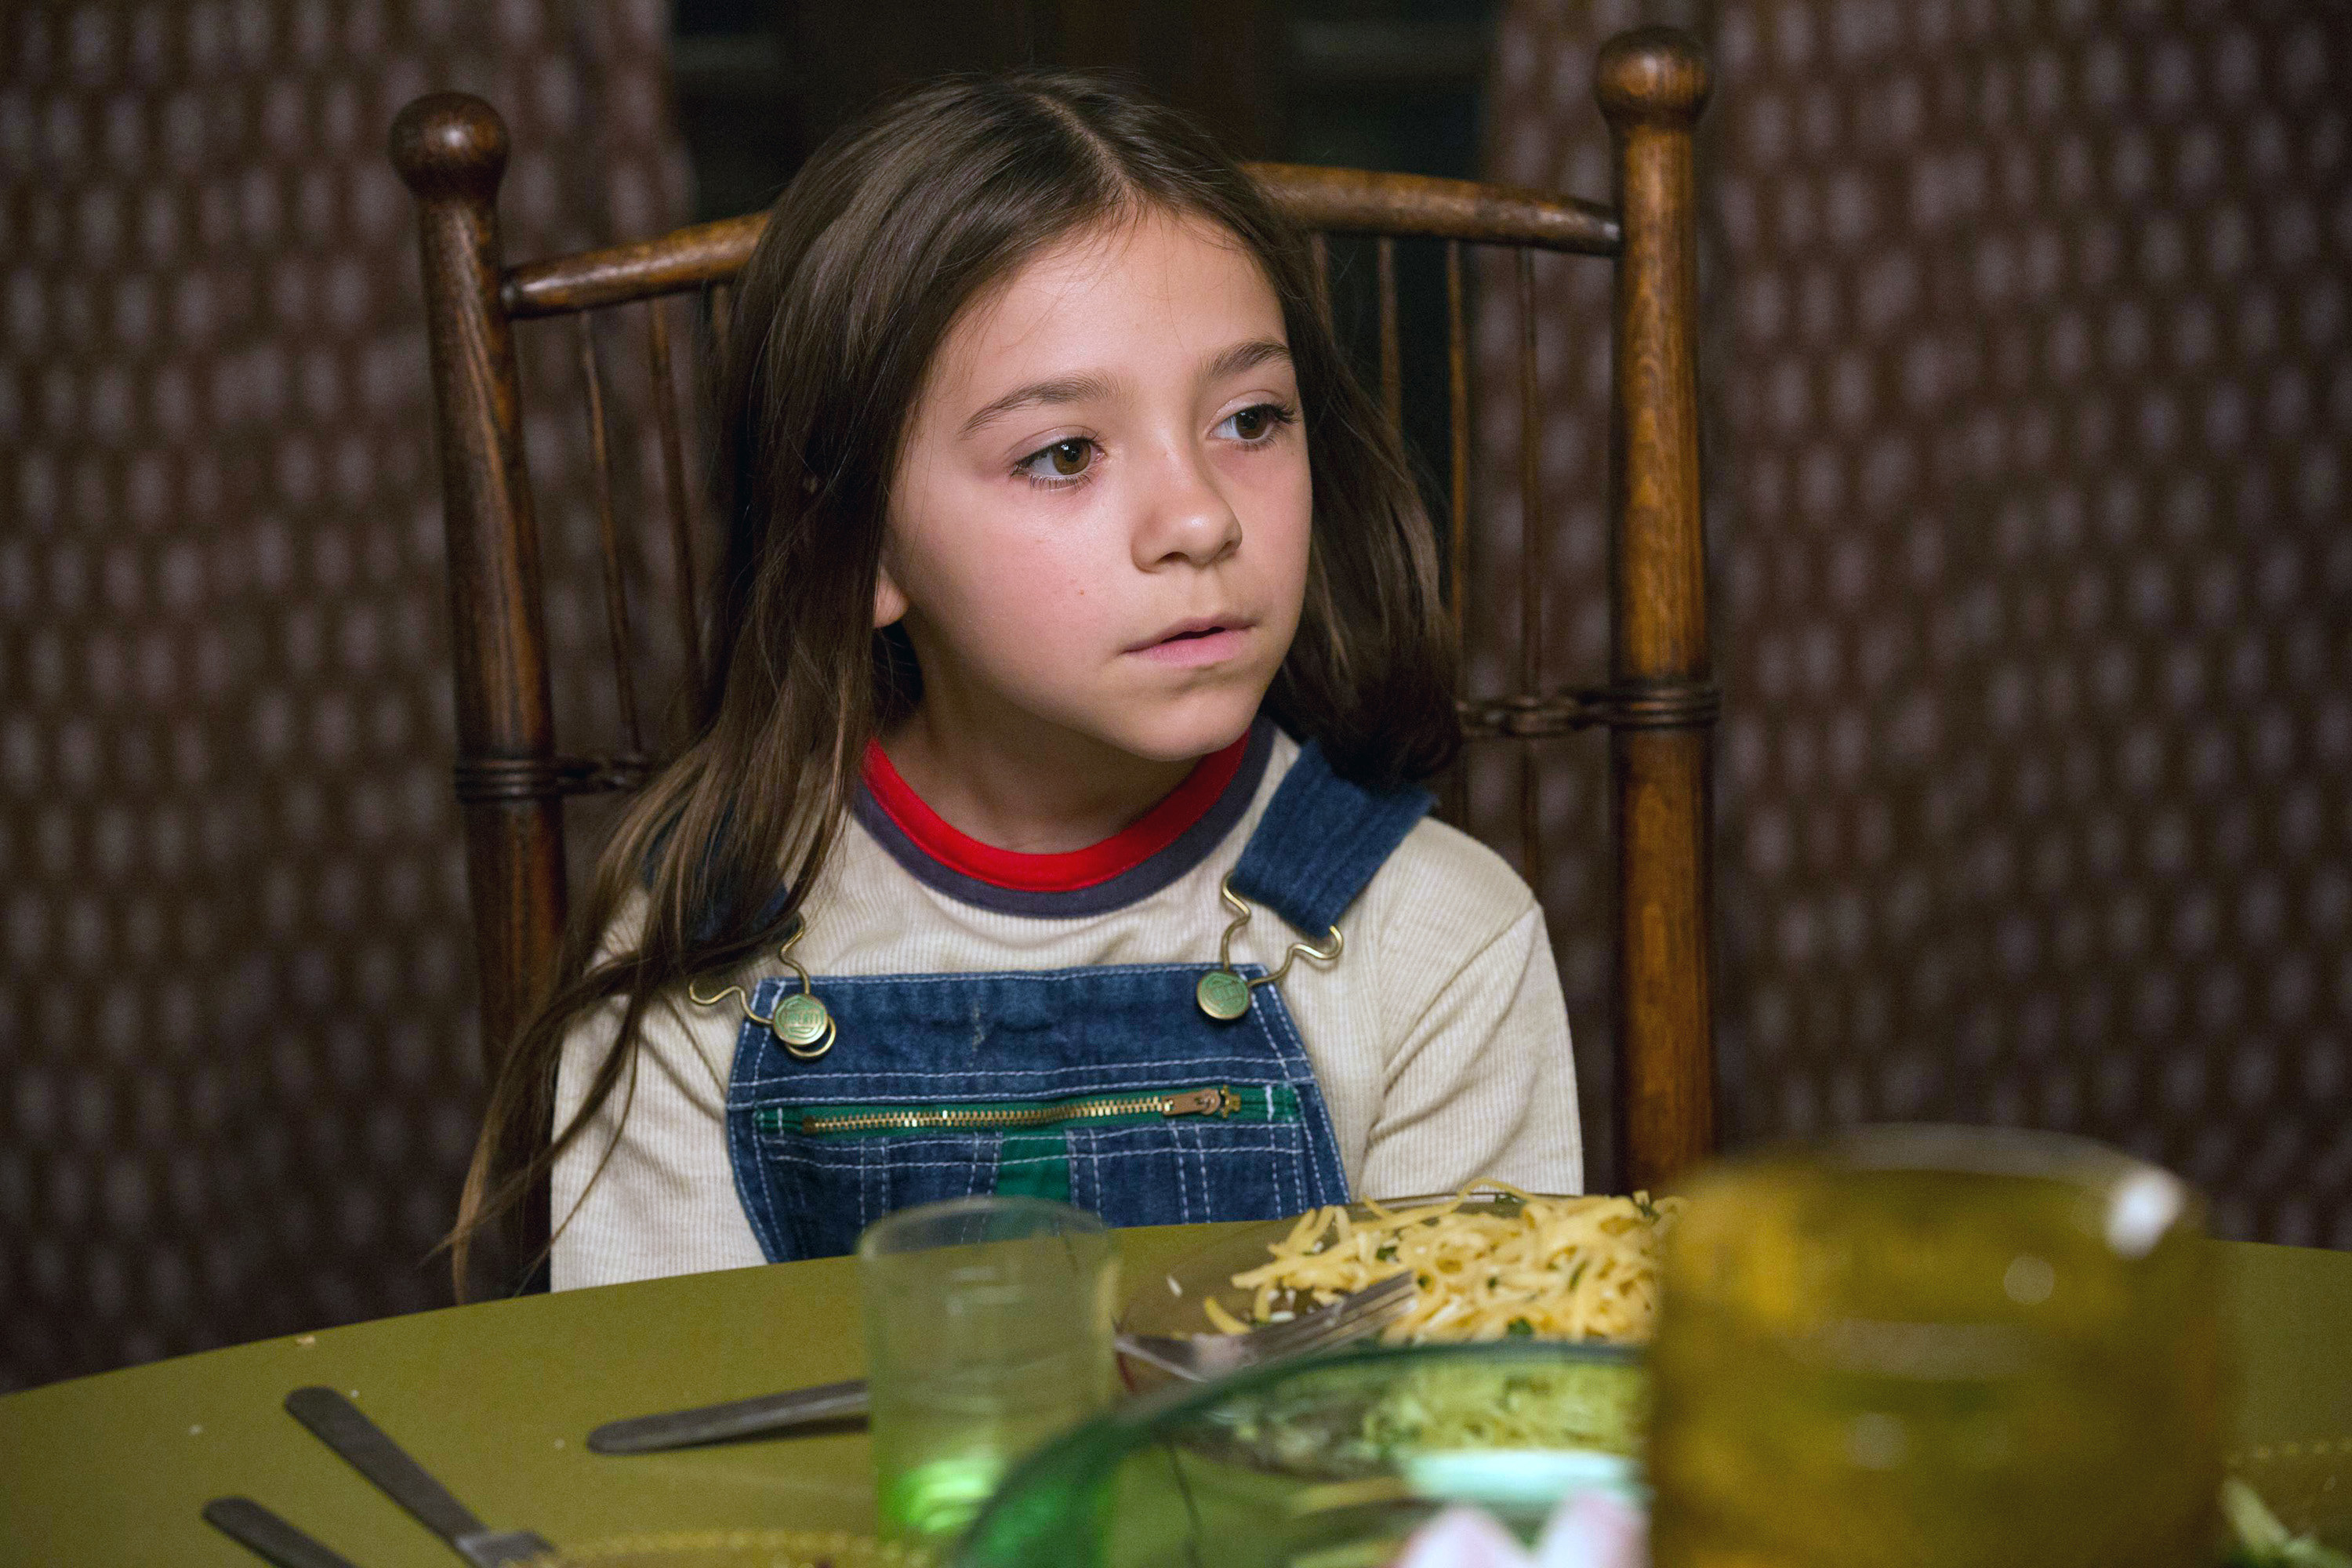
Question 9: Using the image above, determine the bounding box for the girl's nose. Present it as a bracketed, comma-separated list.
[1133, 445, 1243, 570]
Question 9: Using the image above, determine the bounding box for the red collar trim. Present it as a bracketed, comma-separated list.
[859, 731, 1255, 894]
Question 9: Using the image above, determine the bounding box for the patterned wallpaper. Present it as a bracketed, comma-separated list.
[0, 0, 688, 1391]
[1483, 0, 2351, 1240]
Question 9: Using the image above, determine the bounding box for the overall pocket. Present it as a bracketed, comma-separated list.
[746, 1084, 1311, 1257]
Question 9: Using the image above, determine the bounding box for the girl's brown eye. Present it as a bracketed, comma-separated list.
[1049, 439, 1089, 476]
[1232, 407, 1268, 439]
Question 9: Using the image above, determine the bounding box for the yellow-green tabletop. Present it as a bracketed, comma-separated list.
[3, 1232, 2346, 1565]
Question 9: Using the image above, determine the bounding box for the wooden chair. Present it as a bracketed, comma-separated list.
[389, 28, 1715, 1198]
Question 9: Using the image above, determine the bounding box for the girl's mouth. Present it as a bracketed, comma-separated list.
[1129, 619, 1254, 667]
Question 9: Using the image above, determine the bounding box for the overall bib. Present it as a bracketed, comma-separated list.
[720, 740, 1432, 1262]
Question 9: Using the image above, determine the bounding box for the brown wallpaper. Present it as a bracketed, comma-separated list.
[0, 0, 688, 1391]
[1484, 0, 2352, 1240]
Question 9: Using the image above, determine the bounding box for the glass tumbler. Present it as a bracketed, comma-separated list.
[858, 1196, 1119, 1549]
[1648, 1124, 2222, 1568]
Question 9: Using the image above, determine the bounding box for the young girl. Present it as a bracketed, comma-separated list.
[456, 72, 1583, 1290]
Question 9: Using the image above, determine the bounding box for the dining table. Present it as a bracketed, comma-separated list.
[4, 1225, 2348, 1565]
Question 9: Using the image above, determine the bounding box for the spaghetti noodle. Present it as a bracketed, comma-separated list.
[1203, 1181, 1681, 1344]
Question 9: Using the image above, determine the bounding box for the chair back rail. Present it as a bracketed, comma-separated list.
[389, 26, 1715, 1200]
[495, 169, 1621, 320]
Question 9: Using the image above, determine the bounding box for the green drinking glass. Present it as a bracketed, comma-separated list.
[1647, 1124, 2223, 1568]
[857, 1196, 1120, 1551]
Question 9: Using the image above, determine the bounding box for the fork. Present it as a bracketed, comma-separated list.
[1113, 1268, 1416, 1381]
[586, 1269, 1415, 1454]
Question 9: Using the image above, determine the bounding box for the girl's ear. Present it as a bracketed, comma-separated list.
[873, 561, 910, 629]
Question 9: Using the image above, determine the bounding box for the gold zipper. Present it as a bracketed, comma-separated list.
[801, 1086, 1240, 1135]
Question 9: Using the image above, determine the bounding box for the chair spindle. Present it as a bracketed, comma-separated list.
[644, 299, 705, 705]
[1376, 236, 1402, 429]
[576, 317, 645, 756]
[1515, 245, 1546, 898]
[1443, 238, 1472, 827]
[707, 281, 732, 358]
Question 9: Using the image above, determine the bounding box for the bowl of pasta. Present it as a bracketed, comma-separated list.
[1120, 1183, 1682, 1367]
[954, 1339, 1648, 1568]
[953, 1187, 1673, 1567]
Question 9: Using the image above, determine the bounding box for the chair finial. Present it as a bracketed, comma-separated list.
[1595, 27, 1711, 127]
[390, 93, 510, 204]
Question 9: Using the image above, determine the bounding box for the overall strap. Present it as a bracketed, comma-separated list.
[644, 808, 797, 946]
[1229, 740, 1433, 935]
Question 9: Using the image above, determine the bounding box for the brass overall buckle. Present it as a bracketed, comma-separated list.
[688, 925, 837, 1060]
[1196, 873, 1343, 1022]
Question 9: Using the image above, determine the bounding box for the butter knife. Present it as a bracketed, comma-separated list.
[588, 1377, 870, 1454]
[284, 1388, 555, 1567]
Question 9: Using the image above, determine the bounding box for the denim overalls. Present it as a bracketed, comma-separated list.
[720, 739, 1432, 1262]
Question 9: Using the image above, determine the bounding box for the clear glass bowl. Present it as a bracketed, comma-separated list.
[546, 1530, 922, 1567]
[953, 1341, 1647, 1567]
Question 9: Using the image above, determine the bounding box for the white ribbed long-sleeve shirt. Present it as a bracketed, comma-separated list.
[550, 728, 1581, 1290]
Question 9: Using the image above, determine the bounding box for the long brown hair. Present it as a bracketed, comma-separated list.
[450, 71, 1460, 1293]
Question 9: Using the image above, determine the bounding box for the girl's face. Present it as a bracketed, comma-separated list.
[878, 210, 1312, 765]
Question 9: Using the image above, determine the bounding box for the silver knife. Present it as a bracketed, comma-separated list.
[586, 1299, 1401, 1457]
[588, 1378, 870, 1454]
[586, 1338, 1217, 1455]
[284, 1387, 555, 1567]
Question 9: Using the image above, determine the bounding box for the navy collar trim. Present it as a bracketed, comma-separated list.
[851, 717, 1276, 919]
